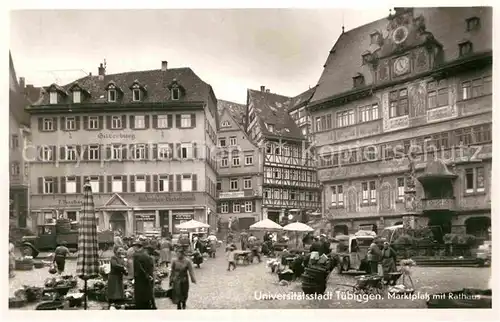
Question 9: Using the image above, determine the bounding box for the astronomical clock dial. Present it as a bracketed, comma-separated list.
[393, 56, 410, 76]
[392, 25, 409, 44]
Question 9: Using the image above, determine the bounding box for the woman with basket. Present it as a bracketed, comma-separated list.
[107, 246, 128, 308]
[169, 248, 196, 309]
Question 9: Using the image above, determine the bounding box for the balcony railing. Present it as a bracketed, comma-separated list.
[420, 197, 456, 211]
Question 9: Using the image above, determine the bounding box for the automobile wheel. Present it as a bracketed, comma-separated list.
[23, 245, 34, 257]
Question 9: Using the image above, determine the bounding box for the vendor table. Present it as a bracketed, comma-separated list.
[233, 250, 252, 265]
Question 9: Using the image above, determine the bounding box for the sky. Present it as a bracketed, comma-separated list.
[10, 9, 390, 104]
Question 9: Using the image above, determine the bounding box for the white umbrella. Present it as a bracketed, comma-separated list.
[249, 219, 283, 231]
[283, 222, 314, 248]
[283, 222, 314, 232]
[176, 219, 210, 230]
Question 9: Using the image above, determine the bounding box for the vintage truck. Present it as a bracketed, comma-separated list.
[335, 230, 377, 273]
[21, 223, 114, 258]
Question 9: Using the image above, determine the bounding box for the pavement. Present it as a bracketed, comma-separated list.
[10, 248, 491, 309]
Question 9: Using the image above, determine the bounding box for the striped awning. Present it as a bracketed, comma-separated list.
[76, 180, 100, 280]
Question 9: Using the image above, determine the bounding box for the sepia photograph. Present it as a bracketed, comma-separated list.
[7, 5, 493, 312]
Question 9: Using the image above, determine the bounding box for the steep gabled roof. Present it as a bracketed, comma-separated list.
[9, 52, 30, 126]
[311, 7, 493, 104]
[288, 86, 316, 112]
[36, 67, 213, 105]
[218, 106, 258, 148]
[217, 99, 246, 126]
[247, 89, 304, 141]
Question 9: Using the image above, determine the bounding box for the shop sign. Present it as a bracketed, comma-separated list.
[137, 193, 196, 203]
[174, 213, 193, 220]
[57, 200, 83, 206]
[219, 191, 245, 199]
[136, 214, 155, 221]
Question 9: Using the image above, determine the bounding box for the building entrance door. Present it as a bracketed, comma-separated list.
[109, 212, 127, 235]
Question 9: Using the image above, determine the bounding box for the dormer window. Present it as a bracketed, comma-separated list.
[459, 41, 473, 57]
[370, 31, 381, 45]
[132, 89, 141, 102]
[466, 17, 480, 32]
[168, 78, 185, 101]
[221, 120, 230, 127]
[73, 91, 81, 103]
[49, 92, 58, 104]
[108, 89, 117, 102]
[266, 123, 274, 132]
[172, 88, 180, 100]
[353, 73, 365, 87]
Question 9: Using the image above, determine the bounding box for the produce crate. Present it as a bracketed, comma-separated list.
[9, 297, 26, 309]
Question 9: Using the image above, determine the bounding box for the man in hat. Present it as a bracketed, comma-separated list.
[367, 238, 382, 275]
[132, 240, 155, 309]
[319, 234, 331, 256]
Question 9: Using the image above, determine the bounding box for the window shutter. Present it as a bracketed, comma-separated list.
[122, 144, 128, 160]
[38, 117, 43, 131]
[168, 115, 173, 128]
[82, 145, 89, 160]
[53, 176, 59, 193]
[130, 115, 135, 129]
[193, 143, 198, 159]
[38, 146, 43, 161]
[145, 115, 150, 129]
[130, 175, 135, 192]
[50, 146, 56, 161]
[52, 117, 58, 131]
[191, 114, 196, 127]
[99, 176, 104, 193]
[169, 143, 174, 158]
[98, 144, 104, 160]
[107, 176, 112, 193]
[129, 144, 135, 160]
[106, 145, 112, 159]
[176, 174, 182, 191]
[106, 116, 112, 129]
[122, 176, 128, 192]
[169, 175, 174, 191]
[152, 144, 158, 160]
[98, 116, 104, 130]
[153, 175, 158, 192]
[144, 144, 149, 160]
[192, 174, 197, 191]
[175, 115, 181, 128]
[76, 176, 81, 193]
[59, 146, 66, 161]
[146, 175, 151, 192]
[176, 143, 181, 159]
[152, 115, 158, 129]
[60, 117, 66, 131]
[74, 116, 80, 131]
[121, 115, 127, 129]
[83, 116, 88, 130]
[38, 177, 43, 194]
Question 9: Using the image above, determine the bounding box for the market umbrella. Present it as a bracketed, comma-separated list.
[175, 219, 210, 230]
[249, 219, 283, 231]
[283, 222, 314, 248]
[76, 179, 100, 310]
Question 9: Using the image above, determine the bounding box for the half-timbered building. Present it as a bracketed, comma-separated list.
[246, 86, 321, 224]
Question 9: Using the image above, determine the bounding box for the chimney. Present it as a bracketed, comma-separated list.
[260, 85, 265, 92]
[266, 89, 270, 93]
[19, 77, 25, 90]
[161, 61, 168, 71]
[98, 63, 106, 79]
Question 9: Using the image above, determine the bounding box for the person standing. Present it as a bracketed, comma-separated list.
[170, 248, 196, 309]
[380, 241, 397, 275]
[113, 230, 124, 249]
[319, 234, 331, 256]
[132, 241, 155, 309]
[53, 241, 70, 275]
[248, 234, 260, 263]
[367, 239, 382, 275]
[9, 240, 15, 278]
[159, 237, 172, 268]
[240, 230, 248, 250]
[107, 247, 127, 308]
[226, 245, 236, 271]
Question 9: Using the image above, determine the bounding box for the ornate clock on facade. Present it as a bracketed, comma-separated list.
[392, 25, 409, 44]
[393, 55, 410, 76]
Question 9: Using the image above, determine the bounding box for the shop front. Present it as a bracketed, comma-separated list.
[134, 212, 157, 235]
[172, 211, 194, 234]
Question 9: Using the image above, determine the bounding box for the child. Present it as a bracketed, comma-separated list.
[227, 245, 236, 271]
